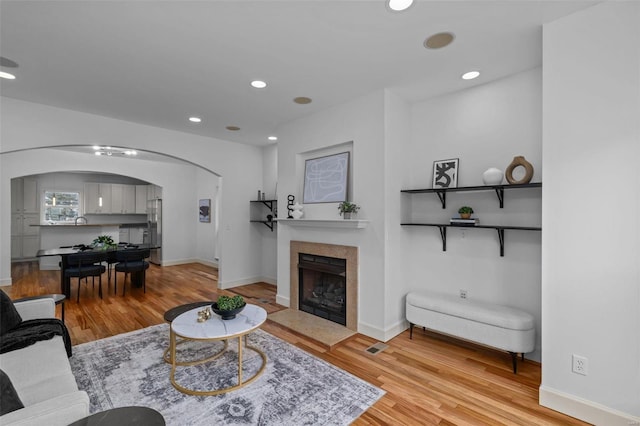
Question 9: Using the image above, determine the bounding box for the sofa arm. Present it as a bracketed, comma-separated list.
[13, 298, 55, 320]
[0, 391, 90, 426]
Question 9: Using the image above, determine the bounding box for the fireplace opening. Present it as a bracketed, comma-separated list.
[298, 253, 347, 326]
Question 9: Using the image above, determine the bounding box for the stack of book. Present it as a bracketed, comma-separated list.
[450, 217, 479, 226]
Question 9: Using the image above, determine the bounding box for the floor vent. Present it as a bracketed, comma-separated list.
[365, 342, 388, 355]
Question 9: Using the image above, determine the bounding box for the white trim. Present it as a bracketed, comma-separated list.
[0, 277, 13, 286]
[218, 276, 264, 289]
[276, 218, 369, 229]
[276, 294, 290, 307]
[539, 385, 640, 426]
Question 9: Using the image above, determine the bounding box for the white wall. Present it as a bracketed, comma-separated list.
[402, 69, 543, 361]
[259, 144, 278, 283]
[540, 2, 640, 423]
[0, 98, 264, 288]
[195, 168, 220, 266]
[276, 90, 390, 340]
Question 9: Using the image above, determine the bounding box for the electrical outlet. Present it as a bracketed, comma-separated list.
[572, 354, 588, 376]
[459, 289, 467, 299]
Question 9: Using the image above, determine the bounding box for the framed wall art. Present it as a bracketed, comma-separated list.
[199, 199, 211, 223]
[303, 151, 349, 203]
[432, 158, 459, 188]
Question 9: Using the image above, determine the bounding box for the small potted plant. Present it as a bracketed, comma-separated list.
[458, 206, 474, 219]
[338, 201, 360, 219]
[211, 295, 246, 320]
[92, 235, 115, 250]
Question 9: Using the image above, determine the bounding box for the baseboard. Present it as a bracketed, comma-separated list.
[357, 321, 387, 342]
[276, 294, 290, 307]
[539, 385, 640, 425]
[195, 259, 219, 268]
[218, 276, 264, 290]
[0, 277, 13, 286]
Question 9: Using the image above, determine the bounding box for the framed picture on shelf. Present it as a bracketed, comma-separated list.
[432, 158, 459, 188]
[199, 199, 211, 223]
[303, 151, 350, 203]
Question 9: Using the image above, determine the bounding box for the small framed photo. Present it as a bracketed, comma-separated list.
[432, 158, 459, 188]
[199, 199, 211, 223]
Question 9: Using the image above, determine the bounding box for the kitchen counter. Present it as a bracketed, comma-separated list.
[32, 223, 147, 227]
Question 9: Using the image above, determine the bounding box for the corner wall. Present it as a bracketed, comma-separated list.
[541, 2, 640, 423]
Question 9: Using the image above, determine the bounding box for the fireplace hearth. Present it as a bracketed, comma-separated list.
[298, 254, 347, 326]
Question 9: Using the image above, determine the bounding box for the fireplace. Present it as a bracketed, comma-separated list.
[298, 253, 347, 326]
[290, 241, 358, 331]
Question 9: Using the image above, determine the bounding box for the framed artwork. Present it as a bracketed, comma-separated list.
[432, 158, 459, 188]
[199, 199, 211, 223]
[303, 151, 349, 203]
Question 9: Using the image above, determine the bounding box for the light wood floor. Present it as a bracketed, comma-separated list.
[3, 261, 589, 426]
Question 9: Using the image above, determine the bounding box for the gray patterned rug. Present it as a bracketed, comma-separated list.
[70, 324, 384, 425]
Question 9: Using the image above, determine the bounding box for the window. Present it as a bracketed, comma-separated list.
[44, 191, 81, 223]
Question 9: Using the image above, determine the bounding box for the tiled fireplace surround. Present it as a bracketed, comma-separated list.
[289, 240, 358, 332]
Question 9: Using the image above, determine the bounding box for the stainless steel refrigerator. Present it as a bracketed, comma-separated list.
[146, 199, 162, 265]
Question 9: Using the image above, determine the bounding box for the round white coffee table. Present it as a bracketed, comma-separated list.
[169, 303, 267, 396]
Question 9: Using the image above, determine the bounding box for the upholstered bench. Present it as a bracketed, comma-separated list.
[406, 290, 535, 373]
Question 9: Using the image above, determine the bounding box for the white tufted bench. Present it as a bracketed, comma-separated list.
[406, 290, 535, 373]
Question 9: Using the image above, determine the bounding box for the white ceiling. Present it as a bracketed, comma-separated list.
[0, 0, 596, 147]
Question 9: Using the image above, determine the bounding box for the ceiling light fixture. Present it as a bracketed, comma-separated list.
[293, 97, 312, 105]
[189, 117, 202, 123]
[0, 71, 16, 80]
[424, 32, 455, 49]
[226, 126, 241, 131]
[462, 71, 480, 80]
[268, 136, 278, 141]
[387, 0, 414, 12]
[0, 56, 19, 68]
[251, 80, 267, 89]
[93, 146, 138, 157]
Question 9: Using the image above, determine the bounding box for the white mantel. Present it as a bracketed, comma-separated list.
[276, 219, 369, 229]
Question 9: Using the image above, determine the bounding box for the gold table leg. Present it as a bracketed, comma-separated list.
[170, 331, 267, 396]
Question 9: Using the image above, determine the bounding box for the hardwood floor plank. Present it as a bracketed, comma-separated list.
[2, 261, 590, 426]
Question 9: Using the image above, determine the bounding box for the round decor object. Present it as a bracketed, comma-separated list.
[505, 156, 534, 185]
[211, 302, 246, 320]
[482, 168, 504, 185]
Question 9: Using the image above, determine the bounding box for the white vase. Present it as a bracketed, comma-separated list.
[291, 203, 303, 219]
[482, 168, 504, 185]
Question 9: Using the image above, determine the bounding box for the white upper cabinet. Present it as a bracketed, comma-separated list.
[11, 177, 38, 213]
[135, 185, 148, 214]
[84, 183, 112, 214]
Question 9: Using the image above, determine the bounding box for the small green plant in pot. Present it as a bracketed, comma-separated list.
[338, 201, 360, 219]
[212, 295, 246, 320]
[92, 235, 115, 249]
[458, 206, 474, 219]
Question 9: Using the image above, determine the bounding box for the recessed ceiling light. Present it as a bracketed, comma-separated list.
[189, 117, 202, 123]
[0, 71, 16, 80]
[462, 71, 480, 80]
[387, 0, 414, 12]
[251, 80, 267, 89]
[293, 97, 312, 105]
[92, 145, 100, 150]
[424, 32, 455, 49]
[268, 136, 278, 141]
[226, 126, 241, 131]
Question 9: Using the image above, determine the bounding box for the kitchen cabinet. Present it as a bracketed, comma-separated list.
[111, 184, 136, 214]
[84, 183, 112, 214]
[11, 178, 40, 260]
[135, 185, 148, 214]
[12, 177, 38, 213]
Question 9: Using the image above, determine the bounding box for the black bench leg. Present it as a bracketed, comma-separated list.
[510, 352, 518, 373]
[409, 322, 414, 339]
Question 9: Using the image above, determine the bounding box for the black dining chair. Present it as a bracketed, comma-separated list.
[64, 251, 108, 302]
[114, 248, 150, 296]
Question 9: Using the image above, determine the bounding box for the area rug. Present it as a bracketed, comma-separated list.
[70, 324, 384, 425]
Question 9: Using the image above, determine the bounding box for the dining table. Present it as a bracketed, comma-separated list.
[36, 245, 156, 298]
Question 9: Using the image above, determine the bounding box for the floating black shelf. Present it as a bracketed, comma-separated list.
[401, 182, 542, 208]
[250, 199, 277, 231]
[401, 223, 541, 256]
